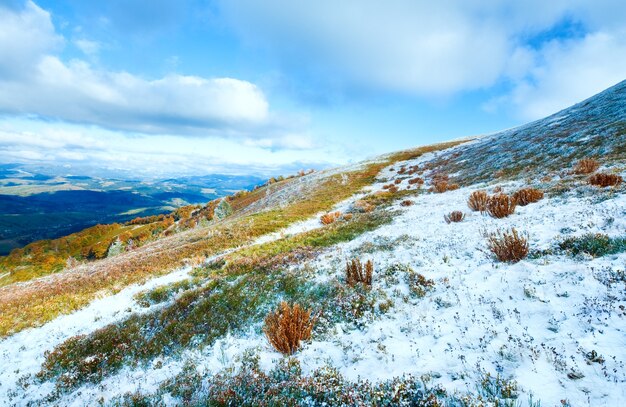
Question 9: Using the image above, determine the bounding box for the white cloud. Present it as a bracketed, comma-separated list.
[488, 31, 626, 120]
[0, 2, 274, 136]
[74, 39, 101, 57]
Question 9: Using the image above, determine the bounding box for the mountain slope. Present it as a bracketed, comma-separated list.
[0, 81, 625, 406]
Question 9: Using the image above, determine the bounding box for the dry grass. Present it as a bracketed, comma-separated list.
[408, 177, 424, 185]
[444, 211, 465, 224]
[467, 190, 488, 212]
[346, 259, 373, 287]
[264, 302, 315, 355]
[353, 200, 375, 213]
[486, 194, 517, 218]
[512, 188, 544, 206]
[432, 181, 460, 193]
[573, 158, 600, 175]
[320, 211, 342, 225]
[588, 173, 623, 187]
[486, 228, 529, 263]
[400, 200, 414, 207]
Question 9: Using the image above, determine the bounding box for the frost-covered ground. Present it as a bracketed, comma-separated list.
[1, 142, 625, 406]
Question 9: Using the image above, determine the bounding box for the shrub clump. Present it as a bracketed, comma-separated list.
[588, 173, 623, 187]
[444, 211, 465, 224]
[486, 228, 529, 263]
[467, 190, 488, 212]
[512, 188, 544, 206]
[264, 302, 315, 355]
[320, 211, 342, 225]
[573, 158, 600, 175]
[559, 233, 626, 257]
[346, 259, 373, 287]
[407, 270, 435, 297]
[400, 200, 414, 207]
[432, 181, 459, 193]
[486, 194, 517, 218]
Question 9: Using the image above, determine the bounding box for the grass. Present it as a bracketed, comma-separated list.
[559, 233, 626, 257]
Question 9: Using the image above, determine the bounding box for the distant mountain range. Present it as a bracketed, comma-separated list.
[0, 168, 264, 255]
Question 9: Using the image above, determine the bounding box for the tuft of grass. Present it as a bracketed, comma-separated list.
[559, 233, 626, 257]
[320, 211, 341, 225]
[444, 211, 465, 224]
[264, 302, 315, 355]
[572, 158, 600, 174]
[512, 188, 544, 206]
[486, 228, 529, 263]
[588, 173, 623, 187]
[486, 194, 517, 218]
[467, 190, 488, 212]
[345, 259, 373, 287]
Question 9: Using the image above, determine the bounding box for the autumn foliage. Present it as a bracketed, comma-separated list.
[346, 258, 373, 287]
[486, 228, 529, 263]
[264, 302, 315, 355]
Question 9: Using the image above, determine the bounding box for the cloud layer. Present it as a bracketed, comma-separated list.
[0, 2, 271, 135]
[220, 0, 626, 118]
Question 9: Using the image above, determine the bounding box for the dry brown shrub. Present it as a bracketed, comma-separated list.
[398, 167, 407, 175]
[320, 211, 341, 225]
[342, 213, 353, 221]
[493, 186, 502, 193]
[264, 302, 315, 355]
[400, 200, 414, 207]
[588, 173, 623, 187]
[540, 175, 552, 182]
[408, 177, 424, 185]
[573, 158, 600, 175]
[394, 179, 402, 185]
[486, 193, 516, 218]
[388, 185, 399, 193]
[513, 188, 544, 206]
[432, 181, 459, 193]
[346, 259, 373, 287]
[444, 211, 465, 224]
[382, 184, 391, 190]
[486, 228, 529, 263]
[467, 190, 488, 212]
[353, 200, 374, 213]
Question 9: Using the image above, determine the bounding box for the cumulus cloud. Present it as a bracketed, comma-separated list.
[219, 0, 626, 118]
[0, 2, 273, 135]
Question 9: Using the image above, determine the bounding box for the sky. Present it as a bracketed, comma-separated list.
[0, 0, 625, 178]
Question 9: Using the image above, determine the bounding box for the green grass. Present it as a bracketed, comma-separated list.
[559, 233, 626, 257]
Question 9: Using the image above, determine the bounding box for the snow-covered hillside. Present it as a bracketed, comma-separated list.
[0, 82, 625, 406]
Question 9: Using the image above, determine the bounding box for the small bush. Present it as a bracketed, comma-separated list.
[512, 188, 544, 206]
[408, 177, 424, 185]
[467, 190, 488, 212]
[588, 173, 623, 187]
[407, 270, 435, 297]
[264, 302, 315, 355]
[346, 259, 373, 287]
[320, 211, 341, 225]
[573, 158, 600, 175]
[559, 233, 626, 257]
[400, 200, 413, 207]
[432, 181, 459, 193]
[486, 228, 529, 263]
[444, 211, 465, 223]
[486, 194, 516, 218]
[387, 185, 399, 193]
[353, 200, 374, 213]
[394, 179, 402, 185]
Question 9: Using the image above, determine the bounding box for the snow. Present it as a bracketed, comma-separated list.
[1, 144, 625, 406]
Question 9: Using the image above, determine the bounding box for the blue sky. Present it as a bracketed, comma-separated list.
[0, 0, 625, 177]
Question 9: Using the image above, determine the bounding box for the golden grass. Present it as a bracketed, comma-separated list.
[320, 211, 342, 225]
[0, 140, 465, 338]
[264, 302, 315, 355]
